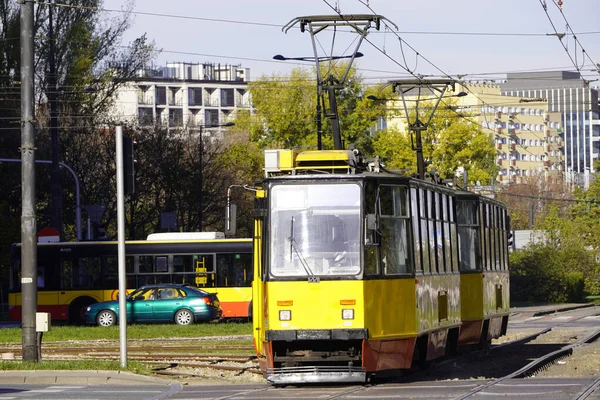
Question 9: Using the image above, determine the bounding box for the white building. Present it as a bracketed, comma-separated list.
[112, 62, 251, 130]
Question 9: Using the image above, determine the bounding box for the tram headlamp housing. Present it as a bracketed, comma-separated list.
[279, 310, 291, 321]
[342, 309, 354, 320]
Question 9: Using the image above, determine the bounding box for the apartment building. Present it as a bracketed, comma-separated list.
[501, 71, 600, 188]
[385, 83, 563, 185]
[112, 62, 251, 131]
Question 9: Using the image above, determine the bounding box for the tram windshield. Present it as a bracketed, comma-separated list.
[269, 183, 361, 277]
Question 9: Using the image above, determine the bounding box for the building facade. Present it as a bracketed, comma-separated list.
[460, 84, 563, 185]
[385, 83, 563, 185]
[112, 62, 251, 130]
[501, 71, 600, 187]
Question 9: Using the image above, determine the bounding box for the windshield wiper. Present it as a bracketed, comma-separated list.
[289, 217, 319, 282]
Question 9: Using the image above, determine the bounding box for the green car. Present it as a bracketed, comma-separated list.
[84, 284, 222, 327]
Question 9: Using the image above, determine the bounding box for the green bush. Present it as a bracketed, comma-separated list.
[509, 244, 587, 303]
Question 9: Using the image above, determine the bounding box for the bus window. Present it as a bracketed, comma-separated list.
[216, 253, 252, 287]
[173, 255, 194, 273]
[74, 257, 101, 289]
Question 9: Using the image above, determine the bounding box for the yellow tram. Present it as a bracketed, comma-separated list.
[251, 149, 510, 384]
[455, 192, 510, 347]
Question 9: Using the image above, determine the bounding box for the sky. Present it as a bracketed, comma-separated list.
[101, 0, 600, 86]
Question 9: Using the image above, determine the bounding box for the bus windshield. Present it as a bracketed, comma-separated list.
[269, 183, 361, 277]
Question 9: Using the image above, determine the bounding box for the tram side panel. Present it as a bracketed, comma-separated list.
[363, 278, 417, 371]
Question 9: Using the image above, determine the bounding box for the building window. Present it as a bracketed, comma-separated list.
[155, 87, 166, 106]
[138, 108, 153, 126]
[205, 109, 219, 126]
[169, 109, 183, 127]
[220, 88, 234, 107]
[188, 88, 202, 106]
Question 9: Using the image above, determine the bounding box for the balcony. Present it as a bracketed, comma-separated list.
[204, 98, 219, 107]
[497, 143, 502, 150]
[510, 142, 517, 151]
[138, 96, 154, 105]
[168, 98, 183, 107]
[235, 99, 252, 108]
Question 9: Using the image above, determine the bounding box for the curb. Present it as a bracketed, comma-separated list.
[532, 303, 596, 317]
[0, 370, 176, 386]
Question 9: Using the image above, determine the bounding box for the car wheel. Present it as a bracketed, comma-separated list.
[96, 310, 117, 327]
[174, 309, 194, 325]
[69, 296, 97, 325]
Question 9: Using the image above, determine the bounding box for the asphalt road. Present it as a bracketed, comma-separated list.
[0, 383, 180, 400]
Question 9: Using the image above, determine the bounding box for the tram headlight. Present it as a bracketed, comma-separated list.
[86, 306, 91, 312]
[342, 309, 354, 320]
[279, 310, 291, 321]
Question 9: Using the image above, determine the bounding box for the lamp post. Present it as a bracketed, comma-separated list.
[198, 122, 234, 231]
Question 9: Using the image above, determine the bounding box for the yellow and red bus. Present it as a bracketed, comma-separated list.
[9, 232, 252, 324]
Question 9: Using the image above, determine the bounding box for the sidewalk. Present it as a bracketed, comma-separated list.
[0, 369, 177, 386]
[511, 303, 596, 316]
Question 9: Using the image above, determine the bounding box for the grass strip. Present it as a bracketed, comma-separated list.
[0, 323, 252, 343]
[0, 360, 151, 375]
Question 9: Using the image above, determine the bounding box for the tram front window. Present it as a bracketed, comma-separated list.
[269, 183, 361, 277]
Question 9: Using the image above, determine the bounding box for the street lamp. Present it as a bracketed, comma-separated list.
[198, 121, 235, 232]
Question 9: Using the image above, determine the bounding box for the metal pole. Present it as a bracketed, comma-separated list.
[199, 126, 203, 231]
[414, 127, 425, 180]
[48, 0, 62, 238]
[20, 0, 38, 362]
[116, 127, 127, 368]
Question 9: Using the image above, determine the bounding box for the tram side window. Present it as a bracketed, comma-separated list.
[456, 200, 481, 272]
[364, 182, 379, 276]
[410, 187, 422, 273]
[380, 185, 412, 275]
[442, 194, 453, 273]
[434, 192, 445, 273]
[483, 205, 490, 271]
[449, 197, 459, 272]
[427, 190, 437, 273]
[419, 188, 431, 274]
[216, 253, 253, 287]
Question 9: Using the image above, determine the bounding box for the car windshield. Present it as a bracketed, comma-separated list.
[269, 183, 361, 277]
[127, 287, 146, 299]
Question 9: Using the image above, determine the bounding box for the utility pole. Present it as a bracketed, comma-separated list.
[116, 127, 128, 368]
[20, 0, 39, 362]
[198, 126, 203, 231]
[48, 0, 63, 237]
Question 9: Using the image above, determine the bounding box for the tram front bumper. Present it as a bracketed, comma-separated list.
[266, 366, 366, 384]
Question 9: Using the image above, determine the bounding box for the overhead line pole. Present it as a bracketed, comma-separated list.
[20, 0, 39, 362]
[48, 0, 63, 238]
[116, 126, 128, 368]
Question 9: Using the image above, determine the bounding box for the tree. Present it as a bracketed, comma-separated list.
[237, 64, 384, 153]
[372, 101, 496, 181]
